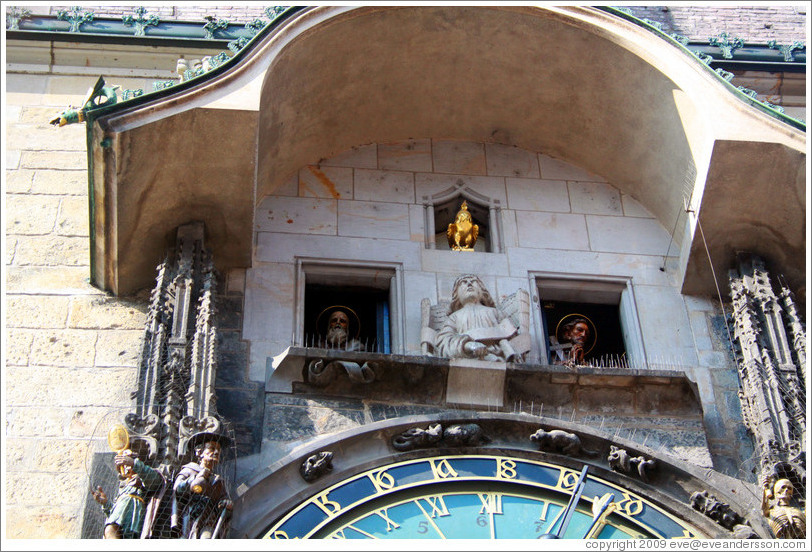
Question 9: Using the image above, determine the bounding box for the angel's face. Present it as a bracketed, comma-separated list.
[456, 276, 484, 305]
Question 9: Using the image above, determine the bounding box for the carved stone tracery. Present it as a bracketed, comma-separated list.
[729, 254, 806, 495]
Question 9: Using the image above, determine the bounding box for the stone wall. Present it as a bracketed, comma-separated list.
[4, 72, 148, 538]
[248, 139, 747, 477]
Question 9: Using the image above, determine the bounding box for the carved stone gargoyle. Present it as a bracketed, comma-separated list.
[607, 445, 656, 482]
[300, 451, 334, 483]
[530, 428, 599, 457]
[690, 490, 756, 538]
[391, 423, 488, 452]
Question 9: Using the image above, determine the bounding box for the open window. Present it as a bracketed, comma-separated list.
[423, 185, 502, 253]
[533, 274, 646, 368]
[295, 260, 403, 354]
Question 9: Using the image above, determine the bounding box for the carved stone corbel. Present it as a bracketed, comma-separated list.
[306, 359, 377, 387]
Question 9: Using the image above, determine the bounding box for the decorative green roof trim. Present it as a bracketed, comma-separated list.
[57, 5, 94, 33]
[767, 40, 806, 62]
[6, 6, 32, 30]
[600, 6, 805, 132]
[122, 6, 160, 37]
[202, 15, 230, 40]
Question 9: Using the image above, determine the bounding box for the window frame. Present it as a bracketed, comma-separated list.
[422, 184, 503, 253]
[294, 258, 405, 354]
[529, 272, 648, 368]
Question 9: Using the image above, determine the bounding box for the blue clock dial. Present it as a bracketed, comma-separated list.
[264, 455, 702, 539]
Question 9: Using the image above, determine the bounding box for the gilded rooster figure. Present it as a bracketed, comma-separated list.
[447, 201, 479, 251]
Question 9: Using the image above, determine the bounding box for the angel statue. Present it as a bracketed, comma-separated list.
[447, 201, 479, 251]
[421, 274, 531, 362]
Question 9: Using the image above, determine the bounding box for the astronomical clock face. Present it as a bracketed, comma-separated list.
[263, 455, 703, 539]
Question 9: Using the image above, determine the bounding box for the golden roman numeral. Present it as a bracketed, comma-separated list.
[367, 469, 396, 493]
[313, 491, 342, 518]
[478, 492, 503, 515]
[419, 495, 450, 518]
[374, 508, 401, 532]
[429, 458, 459, 479]
[496, 458, 517, 479]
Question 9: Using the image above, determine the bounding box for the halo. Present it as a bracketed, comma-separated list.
[554, 313, 597, 356]
[315, 305, 361, 339]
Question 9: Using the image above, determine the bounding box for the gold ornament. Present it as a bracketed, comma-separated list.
[446, 201, 479, 251]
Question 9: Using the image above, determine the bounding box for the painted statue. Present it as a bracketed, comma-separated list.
[762, 478, 806, 538]
[172, 435, 232, 539]
[91, 449, 165, 539]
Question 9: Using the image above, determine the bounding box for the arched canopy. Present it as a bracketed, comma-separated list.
[90, 6, 805, 296]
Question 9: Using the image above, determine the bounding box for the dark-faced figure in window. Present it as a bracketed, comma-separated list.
[562, 318, 590, 365]
[552, 315, 595, 366]
[319, 307, 365, 351]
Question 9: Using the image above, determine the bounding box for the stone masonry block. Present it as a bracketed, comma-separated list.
[31, 169, 88, 195]
[5, 439, 30, 470]
[568, 181, 622, 216]
[6, 123, 86, 151]
[94, 330, 143, 367]
[21, 151, 86, 170]
[6, 329, 34, 365]
[7, 104, 22, 123]
[298, 165, 353, 199]
[414, 173, 507, 204]
[337, 200, 410, 240]
[255, 196, 337, 235]
[6, 237, 17, 265]
[6, 267, 98, 295]
[68, 407, 111, 438]
[636, 383, 697, 415]
[506, 178, 570, 213]
[6, 366, 136, 407]
[577, 388, 636, 414]
[486, 143, 540, 178]
[378, 139, 432, 172]
[515, 211, 590, 251]
[620, 193, 654, 218]
[353, 169, 415, 203]
[14, 235, 89, 266]
[8, 149, 21, 170]
[432, 140, 486, 175]
[5, 407, 66, 437]
[5, 195, 60, 235]
[4, 505, 80, 538]
[33, 439, 89, 472]
[6, 472, 84, 506]
[6, 169, 34, 193]
[539, 154, 605, 182]
[586, 216, 671, 256]
[321, 143, 377, 169]
[68, 296, 147, 330]
[5, 295, 70, 328]
[28, 330, 97, 368]
[55, 196, 89, 236]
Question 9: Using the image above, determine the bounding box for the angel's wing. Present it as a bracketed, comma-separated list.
[498, 289, 529, 332]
